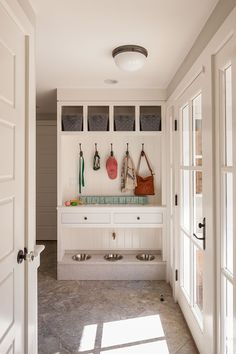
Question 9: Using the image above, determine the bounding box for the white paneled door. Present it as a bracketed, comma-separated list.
[0, 3, 26, 353]
[175, 75, 215, 353]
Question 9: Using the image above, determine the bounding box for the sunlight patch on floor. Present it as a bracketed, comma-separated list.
[100, 340, 169, 354]
[79, 324, 97, 351]
[77, 314, 168, 353]
[101, 315, 165, 348]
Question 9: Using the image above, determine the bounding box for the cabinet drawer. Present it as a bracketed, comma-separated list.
[114, 212, 163, 224]
[61, 212, 110, 224]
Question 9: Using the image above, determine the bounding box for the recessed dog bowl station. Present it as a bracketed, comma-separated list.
[136, 253, 155, 261]
[59, 252, 166, 280]
[72, 253, 91, 262]
[104, 253, 123, 262]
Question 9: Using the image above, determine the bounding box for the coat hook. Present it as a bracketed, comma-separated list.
[110, 143, 114, 156]
[141, 143, 145, 156]
[126, 143, 129, 155]
[79, 143, 83, 156]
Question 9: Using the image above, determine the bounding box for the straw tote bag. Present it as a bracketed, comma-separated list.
[134, 151, 155, 196]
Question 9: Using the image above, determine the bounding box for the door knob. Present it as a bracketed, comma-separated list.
[17, 248, 35, 264]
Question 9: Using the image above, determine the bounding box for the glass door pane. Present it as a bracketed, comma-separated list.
[224, 173, 233, 274]
[193, 171, 203, 237]
[182, 105, 190, 165]
[181, 170, 191, 233]
[225, 66, 233, 166]
[182, 232, 191, 298]
[193, 94, 202, 166]
[194, 246, 204, 317]
[224, 279, 233, 354]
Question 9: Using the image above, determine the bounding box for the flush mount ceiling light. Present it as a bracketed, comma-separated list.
[112, 45, 148, 72]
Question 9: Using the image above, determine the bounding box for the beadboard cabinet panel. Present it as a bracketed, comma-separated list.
[61, 228, 162, 251]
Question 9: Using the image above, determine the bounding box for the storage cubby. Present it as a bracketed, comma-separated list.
[88, 106, 109, 131]
[114, 106, 135, 131]
[140, 106, 161, 131]
[61, 106, 83, 131]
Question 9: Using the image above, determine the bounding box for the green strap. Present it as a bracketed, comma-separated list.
[79, 156, 85, 194]
[81, 157, 85, 186]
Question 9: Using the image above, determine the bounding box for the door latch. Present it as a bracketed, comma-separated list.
[17, 247, 35, 264]
[193, 217, 206, 250]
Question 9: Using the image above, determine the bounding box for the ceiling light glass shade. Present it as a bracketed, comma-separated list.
[112, 45, 148, 72]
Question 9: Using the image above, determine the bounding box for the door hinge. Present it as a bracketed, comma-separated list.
[175, 194, 178, 206]
[175, 269, 178, 281]
[174, 119, 178, 131]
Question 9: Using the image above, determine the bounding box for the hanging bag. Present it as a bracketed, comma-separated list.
[134, 150, 155, 196]
[93, 143, 100, 171]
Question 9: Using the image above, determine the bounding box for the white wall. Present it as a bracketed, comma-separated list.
[36, 120, 57, 240]
[167, 0, 236, 97]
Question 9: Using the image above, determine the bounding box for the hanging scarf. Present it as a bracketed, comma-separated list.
[121, 154, 137, 192]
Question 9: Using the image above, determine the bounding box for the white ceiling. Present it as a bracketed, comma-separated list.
[33, 0, 218, 113]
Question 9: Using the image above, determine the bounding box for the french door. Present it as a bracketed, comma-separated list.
[176, 76, 214, 353]
[214, 36, 235, 354]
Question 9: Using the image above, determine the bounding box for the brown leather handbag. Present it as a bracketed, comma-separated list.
[134, 150, 155, 195]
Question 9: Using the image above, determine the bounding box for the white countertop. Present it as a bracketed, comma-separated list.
[57, 204, 166, 209]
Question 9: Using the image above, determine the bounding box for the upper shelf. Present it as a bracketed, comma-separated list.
[60, 104, 162, 133]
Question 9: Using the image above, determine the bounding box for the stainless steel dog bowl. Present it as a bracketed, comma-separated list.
[72, 253, 91, 262]
[104, 253, 123, 262]
[136, 253, 155, 261]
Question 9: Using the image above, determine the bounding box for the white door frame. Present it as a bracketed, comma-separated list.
[165, 105, 178, 296]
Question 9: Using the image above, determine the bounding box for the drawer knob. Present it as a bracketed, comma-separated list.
[84, 216, 87, 220]
[137, 216, 140, 220]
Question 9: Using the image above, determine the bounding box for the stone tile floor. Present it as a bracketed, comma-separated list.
[38, 241, 199, 354]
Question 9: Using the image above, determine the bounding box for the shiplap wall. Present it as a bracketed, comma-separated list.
[36, 121, 57, 240]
